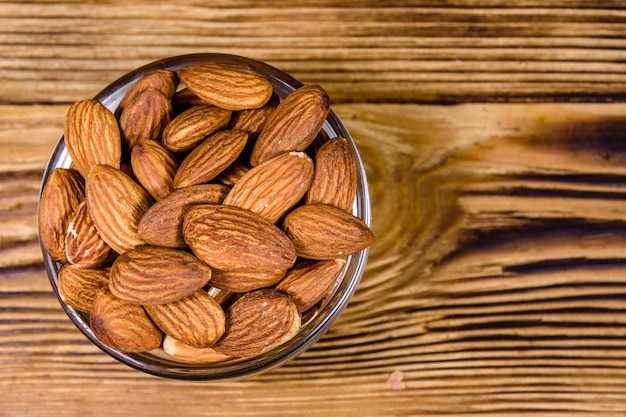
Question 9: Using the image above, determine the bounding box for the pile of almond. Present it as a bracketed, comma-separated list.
[39, 61, 373, 364]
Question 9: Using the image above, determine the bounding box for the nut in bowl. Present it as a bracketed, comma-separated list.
[38, 53, 372, 380]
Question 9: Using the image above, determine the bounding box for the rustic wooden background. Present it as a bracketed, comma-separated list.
[4, 1, 626, 415]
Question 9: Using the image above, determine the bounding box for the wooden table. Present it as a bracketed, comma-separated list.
[4, 1, 626, 415]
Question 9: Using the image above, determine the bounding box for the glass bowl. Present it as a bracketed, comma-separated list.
[38, 53, 371, 381]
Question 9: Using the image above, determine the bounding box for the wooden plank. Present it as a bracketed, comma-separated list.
[2, 3, 626, 104]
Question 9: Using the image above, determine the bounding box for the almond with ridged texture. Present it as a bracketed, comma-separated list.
[214, 161, 250, 187]
[174, 130, 248, 189]
[162, 335, 231, 364]
[131, 140, 179, 200]
[250, 84, 330, 166]
[213, 289, 301, 358]
[228, 92, 279, 137]
[183, 204, 297, 272]
[276, 259, 346, 312]
[208, 287, 241, 308]
[210, 268, 286, 293]
[109, 246, 213, 305]
[171, 88, 209, 114]
[58, 264, 110, 313]
[117, 69, 179, 113]
[144, 290, 225, 348]
[306, 137, 358, 212]
[85, 165, 153, 254]
[178, 62, 273, 111]
[39, 168, 85, 263]
[63, 99, 122, 178]
[90, 289, 162, 353]
[65, 200, 115, 268]
[223, 151, 314, 224]
[119, 88, 173, 149]
[162, 104, 232, 152]
[138, 184, 228, 249]
[283, 203, 373, 260]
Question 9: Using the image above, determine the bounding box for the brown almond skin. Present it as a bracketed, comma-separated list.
[58, 264, 110, 313]
[64, 99, 122, 178]
[173, 130, 248, 189]
[283, 203, 374, 260]
[162, 104, 232, 153]
[109, 246, 213, 305]
[213, 289, 301, 358]
[208, 287, 241, 308]
[85, 165, 154, 254]
[183, 204, 297, 272]
[138, 184, 228, 249]
[170, 88, 209, 114]
[250, 84, 330, 166]
[306, 137, 358, 212]
[90, 289, 163, 353]
[178, 62, 273, 111]
[276, 259, 346, 312]
[39, 168, 85, 263]
[162, 335, 231, 364]
[228, 92, 279, 137]
[131, 140, 179, 201]
[144, 290, 225, 348]
[213, 161, 250, 187]
[117, 69, 179, 113]
[119, 88, 173, 149]
[65, 200, 116, 268]
[210, 268, 286, 293]
[139, 184, 228, 249]
[223, 151, 314, 224]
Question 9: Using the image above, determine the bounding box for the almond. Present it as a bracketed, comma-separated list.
[39, 168, 85, 263]
[119, 88, 173, 149]
[162, 335, 231, 364]
[178, 62, 273, 111]
[109, 246, 213, 305]
[63, 99, 122, 178]
[223, 151, 314, 224]
[162, 104, 232, 153]
[170, 88, 209, 114]
[213, 289, 301, 358]
[213, 161, 250, 187]
[130, 140, 179, 201]
[173, 130, 248, 189]
[65, 200, 116, 268]
[138, 184, 228, 249]
[210, 268, 286, 293]
[306, 137, 358, 212]
[283, 203, 373, 260]
[276, 258, 346, 312]
[228, 92, 279, 137]
[58, 264, 110, 313]
[144, 290, 225, 348]
[183, 204, 297, 272]
[250, 84, 330, 166]
[85, 165, 154, 254]
[90, 289, 163, 353]
[207, 287, 241, 308]
[117, 69, 179, 113]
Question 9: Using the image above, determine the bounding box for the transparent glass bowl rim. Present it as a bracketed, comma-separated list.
[38, 53, 371, 381]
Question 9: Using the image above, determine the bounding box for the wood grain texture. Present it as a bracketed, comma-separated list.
[2, 1, 626, 104]
[4, 1, 626, 415]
